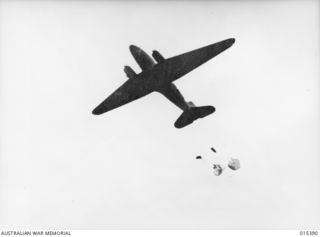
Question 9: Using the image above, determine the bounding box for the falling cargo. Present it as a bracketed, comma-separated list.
[213, 164, 224, 176]
[210, 147, 217, 153]
[228, 158, 240, 170]
[196, 156, 202, 159]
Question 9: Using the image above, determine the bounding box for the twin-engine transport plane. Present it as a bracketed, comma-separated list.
[92, 38, 235, 128]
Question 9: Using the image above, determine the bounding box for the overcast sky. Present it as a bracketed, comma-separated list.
[0, 0, 319, 229]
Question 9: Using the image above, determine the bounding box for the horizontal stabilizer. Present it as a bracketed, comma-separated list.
[174, 106, 215, 128]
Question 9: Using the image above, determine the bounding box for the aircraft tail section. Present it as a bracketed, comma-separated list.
[187, 101, 195, 107]
[174, 105, 215, 128]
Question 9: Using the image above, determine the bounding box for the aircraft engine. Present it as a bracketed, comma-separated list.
[152, 50, 165, 63]
[124, 65, 136, 79]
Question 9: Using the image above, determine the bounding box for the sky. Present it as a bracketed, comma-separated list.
[0, 0, 319, 229]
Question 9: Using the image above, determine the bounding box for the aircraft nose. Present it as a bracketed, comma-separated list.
[129, 45, 140, 54]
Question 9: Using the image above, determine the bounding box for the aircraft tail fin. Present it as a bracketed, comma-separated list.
[174, 105, 215, 129]
[187, 101, 195, 107]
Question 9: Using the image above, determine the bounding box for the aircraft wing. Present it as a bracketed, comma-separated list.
[163, 38, 235, 81]
[92, 79, 148, 115]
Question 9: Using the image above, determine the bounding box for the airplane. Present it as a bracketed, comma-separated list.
[92, 38, 235, 128]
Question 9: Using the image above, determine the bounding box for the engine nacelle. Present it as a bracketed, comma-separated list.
[152, 50, 165, 63]
[124, 65, 136, 79]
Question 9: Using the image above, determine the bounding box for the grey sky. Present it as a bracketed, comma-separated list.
[0, 0, 319, 229]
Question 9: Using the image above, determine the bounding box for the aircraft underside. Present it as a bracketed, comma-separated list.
[92, 38, 235, 128]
